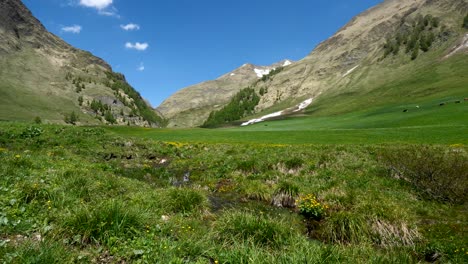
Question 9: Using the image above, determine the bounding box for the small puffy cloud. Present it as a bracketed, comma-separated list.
[79, 0, 112, 10]
[137, 63, 145, 71]
[61, 25, 82, 34]
[98, 9, 119, 17]
[125, 42, 149, 51]
[121, 23, 140, 31]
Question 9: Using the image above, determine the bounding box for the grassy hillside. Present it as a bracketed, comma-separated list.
[0, 48, 166, 127]
[0, 122, 467, 263]
[303, 48, 468, 119]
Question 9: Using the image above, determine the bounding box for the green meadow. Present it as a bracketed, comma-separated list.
[1, 121, 467, 263]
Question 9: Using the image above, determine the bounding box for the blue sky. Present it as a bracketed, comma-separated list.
[23, 0, 383, 107]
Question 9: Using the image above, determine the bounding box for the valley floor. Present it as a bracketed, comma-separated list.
[0, 122, 467, 263]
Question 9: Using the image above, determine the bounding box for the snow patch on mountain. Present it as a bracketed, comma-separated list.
[241, 98, 313, 126]
[254, 68, 272, 78]
[283, 60, 292, 66]
[444, 34, 468, 59]
[293, 98, 313, 112]
[343, 65, 359, 77]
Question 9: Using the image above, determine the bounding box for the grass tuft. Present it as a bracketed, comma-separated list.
[320, 211, 371, 244]
[65, 200, 143, 244]
[214, 211, 293, 248]
[271, 180, 299, 208]
[165, 188, 207, 214]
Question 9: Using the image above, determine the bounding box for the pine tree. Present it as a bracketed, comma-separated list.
[64, 111, 78, 125]
[411, 43, 420, 60]
[34, 116, 42, 124]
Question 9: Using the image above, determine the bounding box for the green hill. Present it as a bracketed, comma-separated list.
[0, 0, 165, 127]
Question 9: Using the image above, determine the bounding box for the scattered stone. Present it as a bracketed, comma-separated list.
[161, 215, 170, 222]
[425, 252, 441, 263]
[271, 193, 297, 208]
[33, 233, 43, 242]
[183, 172, 190, 182]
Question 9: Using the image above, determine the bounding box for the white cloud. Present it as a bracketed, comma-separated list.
[125, 42, 149, 51]
[98, 9, 119, 17]
[121, 23, 140, 31]
[61, 25, 82, 34]
[79, 0, 112, 10]
[137, 63, 145, 71]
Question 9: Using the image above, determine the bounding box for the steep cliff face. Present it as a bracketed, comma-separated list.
[157, 60, 292, 127]
[0, 0, 164, 126]
[253, 0, 468, 113]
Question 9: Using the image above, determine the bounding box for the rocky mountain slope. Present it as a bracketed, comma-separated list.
[159, 0, 468, 128]
[0, 0, 165, 127]
[251, 0, 468, 113]
[157, 60, 292, 127]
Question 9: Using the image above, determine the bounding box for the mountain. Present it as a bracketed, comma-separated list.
[157, 60, 293, 127]
[250, 0, 468, 115]
[0, 0, 165, 127]
[159, 0, 468, 128]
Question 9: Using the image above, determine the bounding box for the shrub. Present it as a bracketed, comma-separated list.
[64, 111, 78, 125]
[464, 14, 468, 29]
[104, 111, 116, 124]
[34, 116, 42, 124]
[379, 145, 468, 204]
[20, 126, 43, 139]
[411, 44, 419, 60]
[78, 96, 84, 106]
[297, 194, 327, 220]
[215, 211, 291, 248]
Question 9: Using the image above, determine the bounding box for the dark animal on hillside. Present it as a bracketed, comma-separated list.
[439, 103, 445, 106]
[455, 100, 461, 104]
[403, 109, 408, 112]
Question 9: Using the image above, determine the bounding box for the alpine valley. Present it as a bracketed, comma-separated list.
[0, 0, 467, 263]
[159, 0, 468, 129]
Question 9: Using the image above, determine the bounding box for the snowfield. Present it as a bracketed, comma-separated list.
[241, 98, 313, 126]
